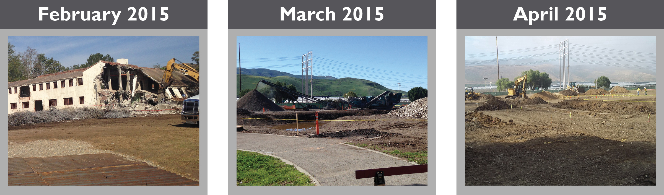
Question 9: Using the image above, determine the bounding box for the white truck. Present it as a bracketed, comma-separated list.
[181, 95, 199, 125]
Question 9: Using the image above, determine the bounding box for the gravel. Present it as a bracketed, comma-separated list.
[8, 140, 107, 158]
[388, 97, 428, 119]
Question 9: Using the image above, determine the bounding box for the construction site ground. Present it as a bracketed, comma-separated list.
[238, 109, 428, 155]
[8, 114, 199, 185]
[464, 90, 656, 186]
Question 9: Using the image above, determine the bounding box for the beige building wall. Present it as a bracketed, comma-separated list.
[7, 61, 106, 114]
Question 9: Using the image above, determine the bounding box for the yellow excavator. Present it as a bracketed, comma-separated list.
[163, 58, 199, 86]
[506, 75, 527, 99]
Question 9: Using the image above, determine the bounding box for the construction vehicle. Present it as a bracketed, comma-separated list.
[348, 91, 402, 109]
[506, 75, 527, 99]
[465, 87, 481, 100]
[163, 58, 199, 86]
[181, 95, 199, 125]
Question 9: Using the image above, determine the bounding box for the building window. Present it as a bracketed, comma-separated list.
[46, 83, 50, 90]
[78, 78, 83, 86]
[79, 96, 84, 104]
[14, 87, 17, 93]
[8, 88, 11, 94]
[22, 102, 29, 108]
[61, 80, 66, 88]
[53, 82, 58, 88]
[33, 84, 36, 91]
[11, 103, 17, 109]
[49, 99, 57, 107]
[19, 86, 30, 97]
[69, 79, 74, 87]
[64, 98, 73, 105]
[39, 84, 43, 90]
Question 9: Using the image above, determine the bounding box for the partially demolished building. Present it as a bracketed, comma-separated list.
[8, 59, 198, 114]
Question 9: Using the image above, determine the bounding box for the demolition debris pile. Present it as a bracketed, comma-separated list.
[387, 97, 428, 119]
[237, 89, 285, 111]
[610, 86, 630, 93]
[585, 88, 608, 95]
[9, 107, 132, 126]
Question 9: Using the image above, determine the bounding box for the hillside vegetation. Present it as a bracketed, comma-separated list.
[237, 75, 407, 98]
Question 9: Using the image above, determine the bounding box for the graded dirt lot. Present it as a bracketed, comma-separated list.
[465, 90, 656, 186]
[8, 114, 199, 182]
[238, 109, 427, 155]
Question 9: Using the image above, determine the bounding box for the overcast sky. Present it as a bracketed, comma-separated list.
[8, 36, 199, 68]
[465, 36, 656, 70]
[236, 36, 428, 91]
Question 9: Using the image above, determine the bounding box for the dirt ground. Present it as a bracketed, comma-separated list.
[238, 109, 428, 154]
[8, 114, 199, 181]
[464, 90, 656, 186]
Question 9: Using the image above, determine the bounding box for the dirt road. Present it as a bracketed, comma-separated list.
[237, 132, 427, 186]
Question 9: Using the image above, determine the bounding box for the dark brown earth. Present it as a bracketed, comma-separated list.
[237, 89, 285, 111]
[465, 92, 656, 186]
[8, 114, 199, 181]
[585, 88, 609, 95]
[238, 109, 427, 153]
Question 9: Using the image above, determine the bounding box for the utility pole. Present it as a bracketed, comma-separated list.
[496, 36, 499, 80]
[567, 39, 570, 89]
[239, 43, 241, 92]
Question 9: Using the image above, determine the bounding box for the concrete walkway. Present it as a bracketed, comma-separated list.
[237, 132, 427, 186]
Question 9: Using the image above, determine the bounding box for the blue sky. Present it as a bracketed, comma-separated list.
[236, 36, 428, 91]
[465, 36, 656, 69]
[8, 36, 199, 68]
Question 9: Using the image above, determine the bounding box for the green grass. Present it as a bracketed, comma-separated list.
[348, 143, 428, 165]
[237, 150, 314, 186]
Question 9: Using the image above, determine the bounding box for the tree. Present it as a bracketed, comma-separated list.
[191, 51, 199, 65]
[496, 78, 513, 92]
[39, 54, 69, 74]
[407, 87, 428, 102]
[270, 81, 298, 103]
[8, 43, 26, 82]
[83, 53, 113, 68]
[344, 91, 358, 98]
[596, 76, 611, 89]
[517, 69, 553, 90]
[20, 47, 38, 79]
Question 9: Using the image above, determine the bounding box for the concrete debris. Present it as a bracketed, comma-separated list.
[387, 97, 427, 119]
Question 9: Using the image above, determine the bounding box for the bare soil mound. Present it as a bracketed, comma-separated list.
[560, 89, 578, 96]
[475, 96, 510, 111]
[530, 91, 559, 100]
[237, 89, 285, 111]
[552, 99, 656, 115]
[585, 88, 608, 95]
[465, 111, 514, 128]
[475, 96, 547, 111]
[610, 86, 630, 93]
[506, 97, 548, 105]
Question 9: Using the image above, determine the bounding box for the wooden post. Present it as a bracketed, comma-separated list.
[296, 112, 299, 135]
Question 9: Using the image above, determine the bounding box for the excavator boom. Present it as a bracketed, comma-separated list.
[163, 58, 199, 87]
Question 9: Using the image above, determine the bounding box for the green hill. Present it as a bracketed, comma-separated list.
[237, 75, 408, 98]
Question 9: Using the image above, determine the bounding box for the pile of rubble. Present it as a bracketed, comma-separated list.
[610, 86, 630, 93]
[388, 97, 428, 119]
[9, 107, 132, 126]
